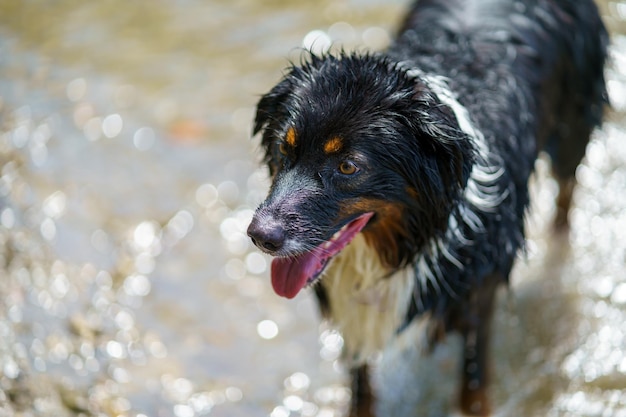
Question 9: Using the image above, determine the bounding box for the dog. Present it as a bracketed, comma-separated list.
[247, 0, 607, 415]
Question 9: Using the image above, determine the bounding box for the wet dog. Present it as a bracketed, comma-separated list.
[247, 0, 607, 415]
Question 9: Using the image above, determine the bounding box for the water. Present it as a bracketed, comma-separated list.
[0, 1, 625, 416]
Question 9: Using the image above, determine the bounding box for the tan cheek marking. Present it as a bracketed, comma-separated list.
[324, 136, 343, 154]
[339, 198, 408, 268]
[285, 127, 297, 147]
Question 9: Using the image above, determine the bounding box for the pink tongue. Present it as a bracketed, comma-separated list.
[271, 250, 323, 299]
[270, 212, 374, 299]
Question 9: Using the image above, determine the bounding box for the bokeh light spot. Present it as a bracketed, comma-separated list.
[257, 320, 279, 340]
[102, 114, 123, 138]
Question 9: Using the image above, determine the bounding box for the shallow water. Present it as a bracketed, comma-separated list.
[0, 1, 625, 416]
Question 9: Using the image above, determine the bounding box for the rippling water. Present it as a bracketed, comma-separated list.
[0, 1, 625, 416]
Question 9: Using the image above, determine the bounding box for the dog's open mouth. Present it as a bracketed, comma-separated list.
[270, 212, 374, 299]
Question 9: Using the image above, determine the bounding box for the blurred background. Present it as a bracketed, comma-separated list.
[0, 0, 625, 416]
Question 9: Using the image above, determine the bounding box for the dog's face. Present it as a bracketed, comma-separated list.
[248, 53, 474, 298]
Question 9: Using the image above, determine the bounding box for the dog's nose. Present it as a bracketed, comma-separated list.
[247, 217, 286, 253]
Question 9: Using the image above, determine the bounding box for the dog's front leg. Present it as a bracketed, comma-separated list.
[455, 273, 501, 416]
[349, 364, 375, 417]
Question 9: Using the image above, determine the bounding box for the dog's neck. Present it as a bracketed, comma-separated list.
[320, 234, 415, 364]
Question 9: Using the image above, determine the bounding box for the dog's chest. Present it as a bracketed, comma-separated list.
[320, 235, 415, 364]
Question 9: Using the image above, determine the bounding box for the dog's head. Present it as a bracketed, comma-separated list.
[248, 53, 475, 298]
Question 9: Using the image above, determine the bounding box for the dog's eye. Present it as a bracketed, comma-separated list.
[278, 142, 288, 156]
[338, 160, 359, 175]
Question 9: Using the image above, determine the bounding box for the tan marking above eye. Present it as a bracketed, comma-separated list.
[285, 127, 297, 147]
[324, 136, 343, 154]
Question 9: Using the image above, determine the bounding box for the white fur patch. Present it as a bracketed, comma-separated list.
[402, 65, 509, 302]
[416, 71, 508, 213]
[320, 234, 414, 364]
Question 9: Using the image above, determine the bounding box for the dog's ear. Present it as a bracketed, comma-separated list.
[400, 84, 476, 211]
[253, 77, 294, 137]
[253, 76, 296, 175]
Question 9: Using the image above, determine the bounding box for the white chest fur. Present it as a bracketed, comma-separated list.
[320, 234, 415, 364]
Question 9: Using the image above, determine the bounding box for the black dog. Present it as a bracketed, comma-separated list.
[248, 0, 607, 415]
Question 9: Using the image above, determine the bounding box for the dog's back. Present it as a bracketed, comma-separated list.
[395, 0, 607, 181]
[394, 0, 607, 179]
[388, 0, 608, 313]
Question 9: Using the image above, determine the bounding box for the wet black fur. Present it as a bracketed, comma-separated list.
[250, 0, 607, 414]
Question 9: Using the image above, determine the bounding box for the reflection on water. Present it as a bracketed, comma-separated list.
[0, 0, 625, 416]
